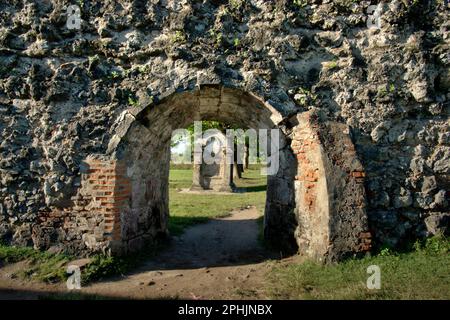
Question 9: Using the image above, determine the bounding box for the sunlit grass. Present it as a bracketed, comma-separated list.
[168, 166, 267, 235]
[268, 235, 450, 300]
[0, 244, 70, 283]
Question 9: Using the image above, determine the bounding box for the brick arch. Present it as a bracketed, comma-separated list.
[105, 85, 298, 255]
[67, 85, 370, 262]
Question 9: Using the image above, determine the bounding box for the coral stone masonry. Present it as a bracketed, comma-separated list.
[0, 0, 448, 261]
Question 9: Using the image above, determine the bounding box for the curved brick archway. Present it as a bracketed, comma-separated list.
[107, 85, 299, 255]
[71, 85, 371, 262]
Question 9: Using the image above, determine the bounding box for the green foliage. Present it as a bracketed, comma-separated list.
[293, 0, 308, 8]
[137, 64, 150, 74]
[22, 254, 69, 283]
[389, 83, 396, 93]
[189, 120, 224, 131]
[81, 255, 128, 284]
[209, 29, 223, 47]
[171, 121, 227, 148]
[229, 0, 243, 10]
[294, 87, 317, 107]
[379, 247, 393, 257]
[377, 83, 397, 98]
[414, 233, 450, 255]
[171, 30, 186, 44]
[0, 244, 70, 283]
[128, 95, 139, 106]
[327, 60, 338, 70]
[0, 244, 36, 263]
[110, 70, 121, 79]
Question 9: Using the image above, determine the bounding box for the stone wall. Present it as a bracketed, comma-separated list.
[0, 0, 448, 258]
[29, 157, 133, 255]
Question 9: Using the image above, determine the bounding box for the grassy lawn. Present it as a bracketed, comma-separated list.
[268, 235, 450, 300]
[0, 241, 162, 285]
[168, 166, 267, 235]
[0, 244, 70, 283]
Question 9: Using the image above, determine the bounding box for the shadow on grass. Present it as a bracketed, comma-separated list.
[0, 288, 178, 300]
[234, 185, 267, 193]
[168, 216, 210, 236]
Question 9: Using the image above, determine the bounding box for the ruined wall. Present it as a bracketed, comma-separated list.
[0, 0, 448, 255]
[290, 110, 370, 262]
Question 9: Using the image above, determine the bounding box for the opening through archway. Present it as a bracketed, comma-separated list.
[113, 85, 298, 258]
[80, 84, 372, 263]
[167, 118, 278, 268]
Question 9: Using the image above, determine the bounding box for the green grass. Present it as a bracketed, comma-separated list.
[168, 167, 267, 235]
[81, 242, 162, 284]
[0, 242, 162, 285]
[0, 244, 70, 283]
[81, 254, 131, 284]
[268, 235, 450, 300]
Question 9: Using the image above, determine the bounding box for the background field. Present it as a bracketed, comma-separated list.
[168, 166, 267, 235]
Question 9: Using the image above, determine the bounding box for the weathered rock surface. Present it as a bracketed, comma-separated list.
[0, 0, 448, 256]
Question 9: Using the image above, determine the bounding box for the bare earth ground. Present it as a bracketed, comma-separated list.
[0, 207, 288, 300]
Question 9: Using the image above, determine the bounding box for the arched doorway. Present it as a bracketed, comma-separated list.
[111, 85, 298, 251]
[77, 85, 371, 262]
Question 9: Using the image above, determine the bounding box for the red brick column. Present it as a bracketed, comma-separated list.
[292, 119, 321, 214]
[291, 112, 329, 259]
[83, 159, 131, 243]
[290, 111, 371, 262]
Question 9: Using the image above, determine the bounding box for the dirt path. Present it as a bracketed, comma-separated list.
[0, 207, 281, 300]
